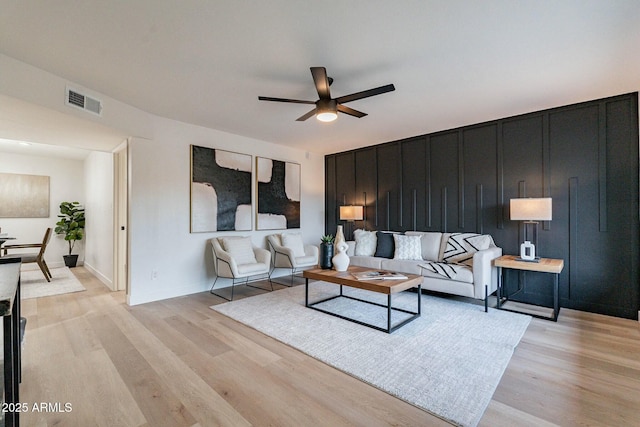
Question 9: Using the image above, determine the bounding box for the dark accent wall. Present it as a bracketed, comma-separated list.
[325, 93, 639, 319]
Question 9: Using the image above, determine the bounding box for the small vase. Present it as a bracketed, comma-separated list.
[334, 225, 345, 248]
[320, 243, 334, 269]
[332, 240, 350, 272]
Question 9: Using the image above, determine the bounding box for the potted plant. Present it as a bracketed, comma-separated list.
[319, 234, 334, 269]
[54, 201, 85, 268]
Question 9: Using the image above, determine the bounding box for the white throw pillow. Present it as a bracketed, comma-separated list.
[393, 234, 423, 260]
[281, 233, 306, 257]
[221, 237, 257, 265]
[354, 229, 377, 256]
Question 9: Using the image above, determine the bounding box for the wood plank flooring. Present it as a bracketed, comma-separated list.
[18, 268, 640, 426]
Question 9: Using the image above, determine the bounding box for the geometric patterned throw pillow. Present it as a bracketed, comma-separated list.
[393, 234, 423, 260]
[442, 233, 493, 266]
[442, 233, 492, 266]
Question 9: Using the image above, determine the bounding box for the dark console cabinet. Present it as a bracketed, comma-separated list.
[0, 258, 22, 427]
[325, 93, 639, 319]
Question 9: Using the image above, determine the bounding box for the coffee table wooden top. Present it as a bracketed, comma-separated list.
[303, 266, 422, 295]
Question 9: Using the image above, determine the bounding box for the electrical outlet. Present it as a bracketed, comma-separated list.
[151, 270, 158, 280]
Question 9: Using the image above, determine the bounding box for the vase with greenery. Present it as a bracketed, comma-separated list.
[54, 201, 85, 267]
[319, 234, 334, 269]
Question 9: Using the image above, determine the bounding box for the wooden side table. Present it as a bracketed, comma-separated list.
[493, 255, 564, 321]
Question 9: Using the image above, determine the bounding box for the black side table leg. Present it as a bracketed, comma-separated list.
[496, 266, 503, 309]
[387, 294, 392, 333]
[553, 273, 560, 321]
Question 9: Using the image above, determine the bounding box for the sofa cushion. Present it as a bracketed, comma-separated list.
[374, 231, 396, 258]
[380, 259, 424, 275]
[393, 234, 423, 260]
[420, 262, 474, 283]
[442, 233, 492, 266]
[405, 231, 442, 261]
[354, 229, 377, 256]
[349, 255, 384, 270]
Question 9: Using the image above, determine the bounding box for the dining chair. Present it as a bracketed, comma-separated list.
[1, 228, 53, 282]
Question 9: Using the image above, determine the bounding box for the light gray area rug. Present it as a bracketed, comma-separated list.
[20, 267, 86, 299]
[212, 282, 531, 427]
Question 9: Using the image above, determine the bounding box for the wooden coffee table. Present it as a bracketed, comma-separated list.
[302, 266, 422, 333]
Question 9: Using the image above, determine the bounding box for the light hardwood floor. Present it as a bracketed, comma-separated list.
[19, 267, 640, 426]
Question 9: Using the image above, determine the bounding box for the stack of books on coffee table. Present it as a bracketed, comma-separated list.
[351, 270, 408, 281]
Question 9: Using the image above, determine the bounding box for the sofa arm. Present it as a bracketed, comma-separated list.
[472, 246, 503, 299]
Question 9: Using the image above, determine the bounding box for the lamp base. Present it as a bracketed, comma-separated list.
[515, 256, 541, 263]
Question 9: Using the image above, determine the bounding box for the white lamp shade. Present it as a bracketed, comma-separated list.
[510, 198, 552, 221]
[339, 205, 364, 221]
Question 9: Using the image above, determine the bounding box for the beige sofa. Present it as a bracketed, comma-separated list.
[346, 231, 502, 305]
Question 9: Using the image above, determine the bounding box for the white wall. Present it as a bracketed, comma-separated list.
[0, 152, 85, 268]
[0, 54, 326, 306]
[83, 151, 114, 288]
[127, 117, 325, 305]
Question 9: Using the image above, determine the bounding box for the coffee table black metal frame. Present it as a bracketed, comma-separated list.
[303, 268, 422, 333]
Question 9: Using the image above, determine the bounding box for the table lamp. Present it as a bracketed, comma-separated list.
[510, 197, 552, 262]
[339, 205, 363, 240]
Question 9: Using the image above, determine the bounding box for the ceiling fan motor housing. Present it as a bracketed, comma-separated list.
[317, 98, 337, 114]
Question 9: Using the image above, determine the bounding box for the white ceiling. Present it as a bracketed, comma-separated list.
[0, 0, 639, 156]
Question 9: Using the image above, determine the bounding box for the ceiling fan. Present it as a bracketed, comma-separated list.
[258, 67, 395, 122]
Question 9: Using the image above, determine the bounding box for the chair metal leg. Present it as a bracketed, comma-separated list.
[269, 267, 295, 287]
[246, 280, 273, 293]
[212, 273, 273, 300]
[210, 276, 233, 301]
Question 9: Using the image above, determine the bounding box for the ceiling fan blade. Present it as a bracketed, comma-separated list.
[296, 108, 318, 121]
[258, 96, 315, 104]
[310, 67, 331, 99]
[335, 84, 396, 104]
[337, 104, 367, 118]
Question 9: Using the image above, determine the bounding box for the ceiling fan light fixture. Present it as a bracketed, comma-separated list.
[316, 111, 337, 122]
[316, 98, 338, 122]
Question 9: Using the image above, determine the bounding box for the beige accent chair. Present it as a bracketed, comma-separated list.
[267, 233, 318, 286]
[210, 236, 272, 300]
[2, 228, 53, 282]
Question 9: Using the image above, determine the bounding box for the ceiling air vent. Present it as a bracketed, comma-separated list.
[65, 87, 102, 116]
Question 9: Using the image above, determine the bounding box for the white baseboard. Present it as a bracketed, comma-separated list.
[83, 262, 114, 290]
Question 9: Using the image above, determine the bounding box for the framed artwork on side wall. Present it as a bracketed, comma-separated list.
[0, 173, 50, 218]
[190, 145, 252, 232]
[256, 157, 300, 230]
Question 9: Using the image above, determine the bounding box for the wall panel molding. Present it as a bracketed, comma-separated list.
[325, 92, 639, 319]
